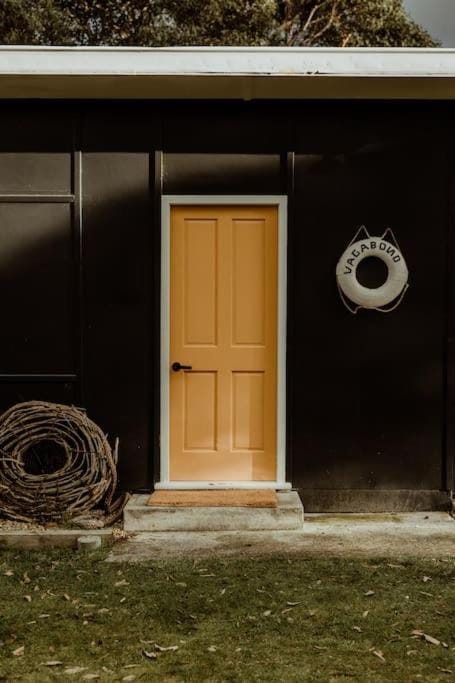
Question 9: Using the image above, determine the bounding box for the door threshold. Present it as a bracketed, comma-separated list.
[155, 481, 292, 491]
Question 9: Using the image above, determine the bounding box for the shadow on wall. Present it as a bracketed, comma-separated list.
[0, 102, 157, 490]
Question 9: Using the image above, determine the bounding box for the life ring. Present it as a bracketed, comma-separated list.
[336, 237, 408, 309]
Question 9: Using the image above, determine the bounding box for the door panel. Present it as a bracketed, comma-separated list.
[232, 372, 265, 450]
[183, 218, 217, 345]
[232, 218, 266, 345]
[169, 205, 278, 481]
[184, 372, 217, 451]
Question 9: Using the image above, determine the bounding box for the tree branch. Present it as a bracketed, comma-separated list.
[310, 0, 339, 41]
[301, 1, 325, 34]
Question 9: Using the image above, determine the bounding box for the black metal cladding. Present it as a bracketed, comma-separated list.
[0, 99, 452, 504]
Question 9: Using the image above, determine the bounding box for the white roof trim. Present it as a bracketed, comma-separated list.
[1, 46, 455, 99]
[0, 46, 455, 76]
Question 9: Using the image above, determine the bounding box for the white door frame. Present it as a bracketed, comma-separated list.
[157, 195, 290, 490]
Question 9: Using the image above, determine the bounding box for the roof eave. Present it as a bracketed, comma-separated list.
[1, 47, 455, 99]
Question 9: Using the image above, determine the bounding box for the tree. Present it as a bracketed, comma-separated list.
[0, 0, 437, 48]
[0, 0, 75, 45]
[275, 0, 436, 47]
[49, 0, 279, 46]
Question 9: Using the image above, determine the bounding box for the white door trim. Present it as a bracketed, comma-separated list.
[158, 195, 290, 490]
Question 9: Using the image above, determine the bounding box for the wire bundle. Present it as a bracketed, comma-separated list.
[0, 401, 124, 523]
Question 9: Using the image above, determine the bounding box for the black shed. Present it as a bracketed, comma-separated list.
[1, 45, 455, 511]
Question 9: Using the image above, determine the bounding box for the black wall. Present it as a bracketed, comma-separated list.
[0, 100, 452, 508]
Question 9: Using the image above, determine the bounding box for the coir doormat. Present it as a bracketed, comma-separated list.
[147, 489, 278, 508]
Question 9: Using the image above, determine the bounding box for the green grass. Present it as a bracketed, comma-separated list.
[1, 550, 455, 681]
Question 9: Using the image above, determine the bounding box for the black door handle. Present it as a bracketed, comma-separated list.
[171, 362, 193, 372]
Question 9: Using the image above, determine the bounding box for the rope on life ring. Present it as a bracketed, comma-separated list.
[336, 226, 409, 314]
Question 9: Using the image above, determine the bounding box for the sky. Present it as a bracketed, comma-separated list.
[404, 0, 455, 46]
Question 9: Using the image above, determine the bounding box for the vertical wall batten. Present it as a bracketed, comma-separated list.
[285, 151, 295, 487]
[152, 149, 163, 489]
[73, 148, 84, 405]
[445, 129, 455, 492]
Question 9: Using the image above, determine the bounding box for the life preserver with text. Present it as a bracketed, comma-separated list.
[336, 236, 409, 311]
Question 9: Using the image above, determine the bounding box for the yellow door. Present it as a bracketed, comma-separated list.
[169, 205, 278, 481]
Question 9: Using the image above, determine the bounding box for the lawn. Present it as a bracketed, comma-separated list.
[1, 549, 455, 681]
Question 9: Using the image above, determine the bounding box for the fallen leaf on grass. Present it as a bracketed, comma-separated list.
[423, 576, 432, 583]
[63, 594, 71, 601]
[82, 675, 99, 680]
[114, 580, 130, 587]
[4, 570, 13, 576]
[207, 646, 217, 653]
[353, 626, 362, 632]
[363, 611, 369, 618]
[286, 601, 302, 606]
[412, 630, 441, 646]
[262, 610, 272, 617]
[24, 595, 31, 602]
[154, 644, 179, 652]
[372, 650, 386, 663]
[42, 661, 63, 667]
[64, 667, 87, 675]
[364, 591, 375, 597]
[142, 650, 157, 660]
[175, 582, 187, 588]
[12, 646, 24, 657]
[122, 676, 136, 682]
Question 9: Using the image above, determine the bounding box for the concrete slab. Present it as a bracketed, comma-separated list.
[108, 512, 455, 561]
[0, 528, 113, 550]
[123, 491, 304, 532]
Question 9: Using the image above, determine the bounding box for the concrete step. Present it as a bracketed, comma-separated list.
[124, 491, 304, 532]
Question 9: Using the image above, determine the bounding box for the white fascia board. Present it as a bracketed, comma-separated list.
[0, 46, 454, 78]
[1, 47, 455, 99]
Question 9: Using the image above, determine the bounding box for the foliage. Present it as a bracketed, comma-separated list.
[0, 0, 437, 47]
[275, 0, 437, 47]
[57, 0, 278, 46]
[0, 0, 74, 45]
